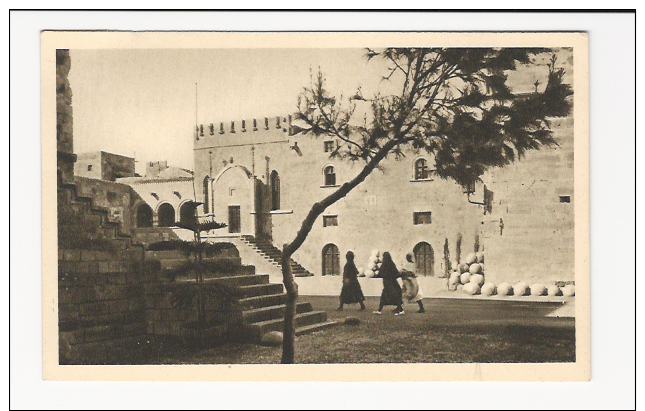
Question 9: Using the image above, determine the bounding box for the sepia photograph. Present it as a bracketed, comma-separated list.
[43, 31, 591, 381]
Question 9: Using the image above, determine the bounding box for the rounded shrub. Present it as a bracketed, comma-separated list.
[497, 282, 513, 296]
[481, 282, 497, 296]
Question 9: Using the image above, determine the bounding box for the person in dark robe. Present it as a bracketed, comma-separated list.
[337, 251, 366, 311]
[373, 251, 405, 315]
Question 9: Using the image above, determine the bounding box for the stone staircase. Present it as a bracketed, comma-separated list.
[205, 272, 338, 342]
[240, 235, 314, 277]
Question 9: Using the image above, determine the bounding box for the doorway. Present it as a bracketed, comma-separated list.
[228, 205, 241, 233]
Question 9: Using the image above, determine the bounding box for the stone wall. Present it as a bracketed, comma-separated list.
[56, 49, 75, 184]
[58, 240, 146, 364]
[73, 176, 137, 233]
[193, 109, 574, 286]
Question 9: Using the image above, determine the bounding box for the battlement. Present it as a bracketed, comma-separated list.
[195, 114, 296, 141]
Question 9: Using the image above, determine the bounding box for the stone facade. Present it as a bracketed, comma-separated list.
[117, 163, 195, 232]
[193, 113, 575, 285]
[75, 151, 136, 182]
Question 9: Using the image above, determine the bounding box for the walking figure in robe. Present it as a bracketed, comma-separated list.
[373, 251, 405, 315]
[337, 251, 366, 311]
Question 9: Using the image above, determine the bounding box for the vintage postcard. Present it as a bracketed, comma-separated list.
[42, 31, 589, 381]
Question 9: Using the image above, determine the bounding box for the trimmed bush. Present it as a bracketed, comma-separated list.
[470, 274, 485, 287]
[463, 282, 481, 295]
[547, 285, 562, 297]
[459, 263, 469, 273]
[513, 282, 529, 296]
[476, 251, 485, 263]
[530, 283, 547, 296]
[469, 263, 482, 274]
[460, 272, 471, 285]
[497, 282, 513, 296]
[562, 284, 576, 297]
[481, 282, 497, 296]
[465, 253, 477, 265]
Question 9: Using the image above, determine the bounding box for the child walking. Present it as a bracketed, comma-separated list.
[400, 253, 426, 313]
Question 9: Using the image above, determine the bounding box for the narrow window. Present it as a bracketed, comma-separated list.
[323, 215, 338, 227]
[203, 176, 210, 214]
[324, 141, 335, 153]
[559, 195, 571, 203]
[87, 164, 93, 171]
[324, 166, 336, 186]
[414, 158, 429, 180]
[413, 211, 432, 225]
[270, 170, 280, 210]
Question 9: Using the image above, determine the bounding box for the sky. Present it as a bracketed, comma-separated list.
[68, 48, 572, 175]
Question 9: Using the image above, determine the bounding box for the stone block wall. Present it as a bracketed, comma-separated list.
[58, 244, 146, 364]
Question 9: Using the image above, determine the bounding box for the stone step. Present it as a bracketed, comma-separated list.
[247, 310, 328, 341]
[204, 274, 269, 287]
[238, 293, 288, 310]
[243, 302, 312, 324]
[295, 320, 340, 336]
[237, 283, 284, 299]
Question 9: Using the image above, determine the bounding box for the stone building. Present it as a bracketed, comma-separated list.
[117, 160, 195, 232]
[192, 113, 574, 286]
[74, 151, 136, 181]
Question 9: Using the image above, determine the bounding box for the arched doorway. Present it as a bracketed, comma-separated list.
[136, 203, 153, 228]
[158, 203, 176, 227]
[179, 202, 196, 227]
[413, 241, 434, 276]
[322, 243, 340, 276]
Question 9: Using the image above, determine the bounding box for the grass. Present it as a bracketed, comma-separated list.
[103, 296, 575, 365]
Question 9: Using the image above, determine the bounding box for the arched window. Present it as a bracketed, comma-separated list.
[413, 241, 434, 276]
[158, 203, 176, 227]
[415, 158, 429, 180]
[136, 203, 153, 228]
[324, 166, 336, 186]
[203, 176, 210, 214]
[322, 243, 340, 276]
[179, 202, 196, 227]
[270, 170, 280, 210]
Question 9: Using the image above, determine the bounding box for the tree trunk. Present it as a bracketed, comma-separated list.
[279, 138, 402, 363]
[281, 251, 298, 364]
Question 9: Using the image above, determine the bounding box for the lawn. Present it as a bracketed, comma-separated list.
[107, 296, 575, 365]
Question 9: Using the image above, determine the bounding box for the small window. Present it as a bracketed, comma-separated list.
[87, 164, 93, 171]
[324, 166, 336, 186]
[324, 141, 335, 153]
[323, 215, 338, 227]
[414, 158, 429, 180]
[413, 211, 432, 225]
[560, 195, 571, 203]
